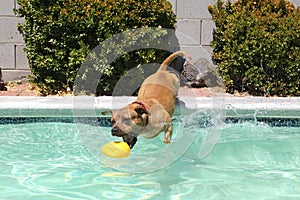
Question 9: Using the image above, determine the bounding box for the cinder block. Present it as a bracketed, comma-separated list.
[180, 46, 213, 64]
[201, 20, 215, 46]
[2, 69, 32, 81]
[0, 0, 15, 16]
[0, 17, 24, 43]
[202, 45, 213, 56]
[169, 0, 177, 14]
[0, 43, 15, 69]
[16, 45, 29, 70]
[289, 0, 300, 6]
[176, 20, 201, 46]
[177, 0, 217, 19]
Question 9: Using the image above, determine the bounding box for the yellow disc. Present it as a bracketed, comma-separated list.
[101, 141, 130, 158]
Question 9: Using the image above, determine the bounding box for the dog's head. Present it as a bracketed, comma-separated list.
[102, 102, 149, 149]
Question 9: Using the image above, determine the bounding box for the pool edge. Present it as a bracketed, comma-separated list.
[0, 96, 299, 118]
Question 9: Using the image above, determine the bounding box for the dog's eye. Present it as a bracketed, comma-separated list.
[122, 118, 131, 125]
[111, 119, 116, 124]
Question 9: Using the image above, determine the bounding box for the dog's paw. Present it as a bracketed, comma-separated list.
[164, 138, 171, 143]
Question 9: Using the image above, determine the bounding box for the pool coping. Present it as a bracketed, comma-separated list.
[0, 96, 300, 118]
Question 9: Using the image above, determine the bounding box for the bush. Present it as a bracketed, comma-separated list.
[15, 0, 177, 95]
[209, 0, 300, 96]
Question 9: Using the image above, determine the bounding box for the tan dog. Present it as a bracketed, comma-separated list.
[104, 51, 191, 148]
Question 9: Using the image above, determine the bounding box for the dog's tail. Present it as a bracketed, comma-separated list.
[158, 50, 191, 71]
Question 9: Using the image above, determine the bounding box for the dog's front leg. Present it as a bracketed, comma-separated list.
[164, 121, 173, 143]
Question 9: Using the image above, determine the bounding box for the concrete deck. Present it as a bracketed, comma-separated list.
[0, 96, 299, 118]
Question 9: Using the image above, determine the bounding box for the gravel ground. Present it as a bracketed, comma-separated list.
[0, 81, 41, 96]
[0, 80, 232, 97]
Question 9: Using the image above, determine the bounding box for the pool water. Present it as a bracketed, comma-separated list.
[0, 120, 299, 199]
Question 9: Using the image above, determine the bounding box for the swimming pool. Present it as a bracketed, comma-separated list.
[0, 96, 300, 199]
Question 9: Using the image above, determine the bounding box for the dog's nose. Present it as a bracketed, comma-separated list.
[111, 126, 119, 136]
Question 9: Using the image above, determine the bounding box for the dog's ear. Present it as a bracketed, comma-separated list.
[134, 107, 148, 116]
[101, 110, 112, 115]
[134, 107, 149, 127]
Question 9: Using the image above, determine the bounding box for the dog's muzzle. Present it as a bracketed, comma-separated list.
[111, 126, 137, 149]
[111, 126, 124, 137]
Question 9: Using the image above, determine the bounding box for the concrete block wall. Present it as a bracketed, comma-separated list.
[1, 0, 299, 81]
[172, 0, 300, 61]
[170, 0, 218, 63]
[0, 0, 31, 81]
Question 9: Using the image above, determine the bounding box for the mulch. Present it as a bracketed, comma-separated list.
[0, 81, 233, 97]
[0, 82, 41, 96]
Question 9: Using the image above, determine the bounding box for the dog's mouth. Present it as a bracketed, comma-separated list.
[122, 134, 137, 149]
[111, 127, 137, 149]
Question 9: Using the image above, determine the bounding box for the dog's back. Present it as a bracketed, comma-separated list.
[137, 51, 190, 115]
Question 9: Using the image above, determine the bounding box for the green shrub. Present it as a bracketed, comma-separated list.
[15, 0, 177, 95]
[209, 0, 300, 96]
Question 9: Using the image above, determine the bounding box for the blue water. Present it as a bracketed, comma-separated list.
[0, 121, 300, 199]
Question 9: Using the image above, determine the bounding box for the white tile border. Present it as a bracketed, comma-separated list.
[0, 96, 299, 118]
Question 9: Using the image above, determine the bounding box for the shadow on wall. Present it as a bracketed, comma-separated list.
[0, 68, 7, 91]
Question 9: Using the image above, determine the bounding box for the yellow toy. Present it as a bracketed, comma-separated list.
[101, 141, 130, 158]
